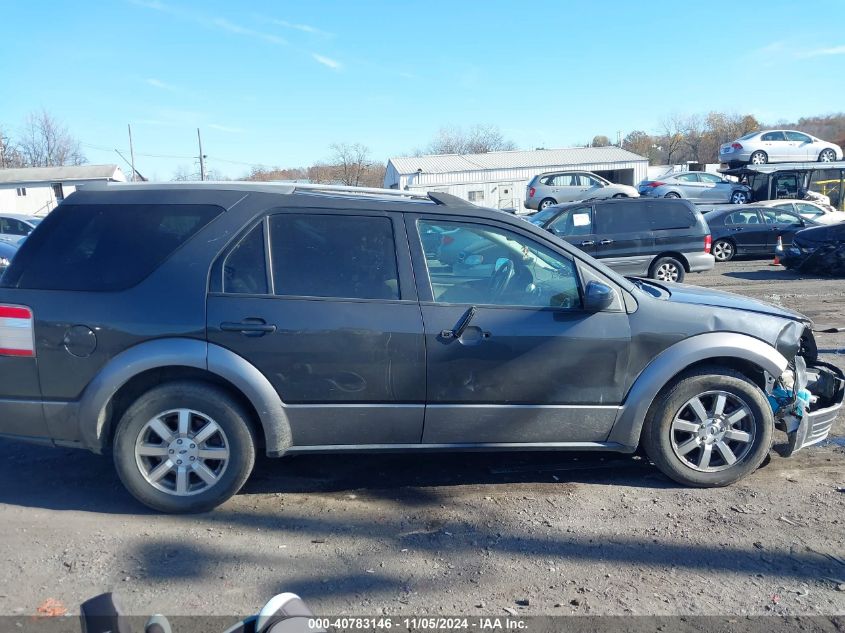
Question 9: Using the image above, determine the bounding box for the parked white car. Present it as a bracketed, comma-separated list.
[719, 130, 843, 167]
[757, 199, 845, 225]
[0, 214, 40, 245]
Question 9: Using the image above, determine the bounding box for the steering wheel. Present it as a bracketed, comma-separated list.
[490, 259, 515, 299]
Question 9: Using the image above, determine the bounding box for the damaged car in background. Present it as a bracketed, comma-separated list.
[781, 221, 845, 276]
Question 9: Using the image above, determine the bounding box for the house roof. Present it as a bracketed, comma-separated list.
[0, 164, 123, 184]
[388, 146, 647, 175]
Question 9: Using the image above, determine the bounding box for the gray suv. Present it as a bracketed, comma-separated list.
[0, 182, 841, 513]
[525, 171, 639, 210]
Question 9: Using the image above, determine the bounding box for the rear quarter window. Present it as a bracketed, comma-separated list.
[649, 201, 697, 230]
[2, 203, 223, 291]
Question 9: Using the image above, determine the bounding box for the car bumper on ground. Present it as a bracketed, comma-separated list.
[788, 362, 845, 453]
[686, 252, 716, 273]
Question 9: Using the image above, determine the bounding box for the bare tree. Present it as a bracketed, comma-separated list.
[18, 110, 86, 167]
[681, 114, 706, 163]
[591, 135, 611, 147]
[659, 114, 687, 165]
[0, 126, 24, 168]
[330, 143, 372, 186]
[422, 124, 516, 155]
[245, 166, 308, 181]
[171, 165, 198, 181]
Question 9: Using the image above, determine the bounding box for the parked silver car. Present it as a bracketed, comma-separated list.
[639, 172, 751, 204]
[757, 199, 845, 225]
[719, 130, 843, 167]
[0, 214, 40, 246]
[525, 171, 639, 211]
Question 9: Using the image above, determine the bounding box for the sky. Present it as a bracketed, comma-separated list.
[2, 0, 845, 180]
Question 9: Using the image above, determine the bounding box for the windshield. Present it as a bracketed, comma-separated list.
[526, 206, 561, 226]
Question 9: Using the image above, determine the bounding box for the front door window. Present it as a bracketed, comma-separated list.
[418, 219, 582, 310]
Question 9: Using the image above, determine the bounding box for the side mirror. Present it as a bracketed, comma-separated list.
[583, 281, 615, 313]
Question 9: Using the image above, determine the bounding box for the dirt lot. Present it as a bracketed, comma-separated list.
[1, 258, 844, 621]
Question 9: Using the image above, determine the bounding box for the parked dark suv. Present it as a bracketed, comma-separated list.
[527, 198, 714, 282]
[0, 183, 841, 513]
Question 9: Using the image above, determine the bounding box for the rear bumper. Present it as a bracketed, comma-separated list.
[685, 252, 716, 273]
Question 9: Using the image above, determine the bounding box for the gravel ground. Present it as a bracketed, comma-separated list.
[1, 258, 844, 621]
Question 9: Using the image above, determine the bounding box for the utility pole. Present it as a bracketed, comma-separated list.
[197, 128, 206, 181]
[127, 124, 136, 182]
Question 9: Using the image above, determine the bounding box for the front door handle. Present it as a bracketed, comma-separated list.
[440, 306, 478, 340]
[220, 319, 276, 336]
[580, 240, 595, 246]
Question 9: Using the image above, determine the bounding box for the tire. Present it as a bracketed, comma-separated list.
[641, 367, 773, 487]
[612, 193, 628, 199]
[712, 239, 735, 262]
[649, 256, 685, 283]
[818, 148, 837, 162]
[730, 190, 749, 204]
[539, 198, 557, 210]
[113, 381, 257, 513]
[749, 151, 768, 165]
[663, 192, 681, 199]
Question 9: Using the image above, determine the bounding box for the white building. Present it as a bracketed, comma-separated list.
[384, 146, 649, 211]
[0, 164, 126, 216]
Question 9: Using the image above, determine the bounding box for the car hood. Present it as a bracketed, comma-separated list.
[642, 280, 807, 322]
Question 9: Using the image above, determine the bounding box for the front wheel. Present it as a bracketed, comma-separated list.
[649, 256, 685, 283]
[663, 192, 681, 199]
[712, 238, 735, 262]
[113, 381, 257, 513]
[612, 193, 628, 199]
[642, 367, 773, 486]
[818, 148, 837, 162]
[730, 190, 749, 204]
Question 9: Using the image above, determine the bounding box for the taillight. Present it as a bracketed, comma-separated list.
[649, 181, 665, 187]
[0, 304, 35, 357]
[441, 235, 454, 246]
[528, 187, 536, 198]
[731, 143, 743, 150]
[704, 235, 712, 254]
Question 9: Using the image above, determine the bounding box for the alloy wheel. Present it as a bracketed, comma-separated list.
[712, 240, 734, 262]
[730, 191, 748, 204]
[819, 149, 836, 162]
[750, 152, 767, 165]
[670, 390, 756, 472]
[655, 262, 680, 281]
[134, 409, 230, 496]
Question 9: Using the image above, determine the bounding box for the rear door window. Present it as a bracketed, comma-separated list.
[547, 206, 593, 236]
[3, 203, 224, 291]
[268, 214, 400, 300]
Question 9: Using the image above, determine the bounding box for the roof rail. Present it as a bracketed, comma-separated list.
[291, 183, 431, 200]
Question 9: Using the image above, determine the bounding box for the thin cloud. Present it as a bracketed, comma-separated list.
[212, 18, 287, 45]
[208, 123, 245, 133]
[797, 44, 845, 58]
[270, 18, 332, 38]
[312, 53, 342, 70]
[145, 78, 177, 91]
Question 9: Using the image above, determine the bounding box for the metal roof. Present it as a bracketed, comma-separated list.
[0, 164, 122, 184]
[388, 146, 647, 175]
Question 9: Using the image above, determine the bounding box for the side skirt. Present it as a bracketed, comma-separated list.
[282, 441, 634, 456]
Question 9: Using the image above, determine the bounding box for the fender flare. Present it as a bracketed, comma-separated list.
[606, 332, 788, 449]
[77, 338, 292, 456]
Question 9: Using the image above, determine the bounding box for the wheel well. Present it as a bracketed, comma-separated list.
[637, 356, 769, 447]
[101, 366, 264, 450]
[652, 251, 690, 272]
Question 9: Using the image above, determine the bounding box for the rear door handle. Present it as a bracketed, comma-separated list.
[600, 239, 614, 245]
[580, 240, 595, 246]
[220, 320, 277, 336]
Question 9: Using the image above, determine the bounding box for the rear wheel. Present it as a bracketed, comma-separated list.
[113, 381, 257, 513]
[642, 367, 773, 487]
[730, 190, 749, 204]
[818, 148, 837, 162]
[664, 192, 681, 199]
[749, 151, 768, 165]
[649, 256, 685, 283]
[712, 238, 735, 262]
[612, 193, 628, 199]
[538, 198, 557, 210]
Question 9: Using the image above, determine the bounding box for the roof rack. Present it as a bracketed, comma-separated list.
[290, 182, 432, 200]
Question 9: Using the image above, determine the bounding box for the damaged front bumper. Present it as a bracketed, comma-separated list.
[773, 360, 845, 456]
